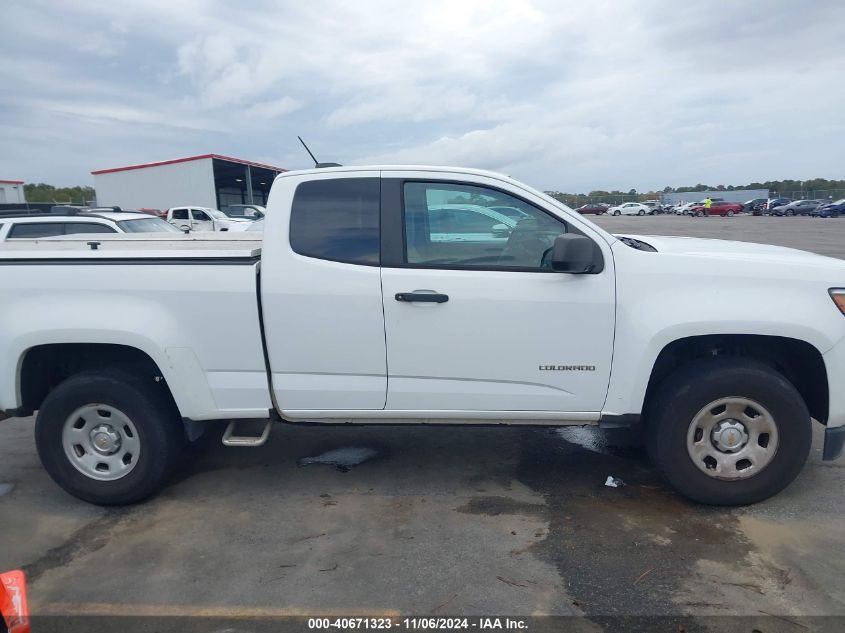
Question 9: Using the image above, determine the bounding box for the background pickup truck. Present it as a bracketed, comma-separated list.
[1, 166, 844, 506]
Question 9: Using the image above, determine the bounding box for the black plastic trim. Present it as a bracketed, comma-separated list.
[379, 177, 405, 266]
[0, 406, 32, 419]
[395, 292, 449, 303]
[598, 413, 641, 429]
[823, 425, 845, 461]
[0, 256, 261, 266]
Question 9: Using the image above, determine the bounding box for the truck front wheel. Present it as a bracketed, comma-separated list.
[35, 370, 183, 505]
[646, 358, 811, 505]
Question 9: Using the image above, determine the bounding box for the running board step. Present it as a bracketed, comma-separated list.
[222, 420, 272, 447]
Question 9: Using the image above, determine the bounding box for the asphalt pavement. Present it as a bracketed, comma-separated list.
[1, 214, 844, 631]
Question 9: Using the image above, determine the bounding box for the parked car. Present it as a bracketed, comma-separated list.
[609, 202, 649, 216]
[0, 210, 182, 241]
[225, 204, 266, 220]
[575, 203, 608, 215]
[774, 200, 824, 217]
[689, 200, 743, 217]
[812, 199, 845, 218]
[743, 198, 768, 214]
[766, 198, 792, 212]
[674, 202, 699, 215]
[2, 165, 845, 509]
[643, 201, 662, 215]
[488, 205, 531, 220]
[167, 206, 252, 232]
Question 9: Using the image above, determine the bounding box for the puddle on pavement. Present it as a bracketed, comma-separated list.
[517, 428, 752, 618]
[555, 425, 645, 459]
[298, 447, 378, 472]
[456, 495, 546, 517]
[0, 483, 14, 497]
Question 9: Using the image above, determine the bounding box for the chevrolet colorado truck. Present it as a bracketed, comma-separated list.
[1, 166, 844, 506]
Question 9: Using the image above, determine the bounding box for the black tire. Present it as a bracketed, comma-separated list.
[833, 212, 840, 218]
[638, 210, 645, 216]
[35, 370, 184, 505]
[645, 357, 811, 505]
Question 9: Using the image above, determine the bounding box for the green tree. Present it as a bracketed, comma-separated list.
[23, 183, 96, 204]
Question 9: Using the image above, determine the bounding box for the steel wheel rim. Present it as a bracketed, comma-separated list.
[61, 404, 141, 481]
[686, 397, 779, 480]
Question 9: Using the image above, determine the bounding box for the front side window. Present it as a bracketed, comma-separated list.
[289, 178, 380, 265]
[192, 210, 211, 222]
[403, 182, 566, 269]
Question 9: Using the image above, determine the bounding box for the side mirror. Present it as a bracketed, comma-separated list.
[491, 223, 511, 238]
[551, 234, 596, 273]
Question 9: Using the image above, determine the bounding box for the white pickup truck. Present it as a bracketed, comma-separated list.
[1, 165, 844, 506]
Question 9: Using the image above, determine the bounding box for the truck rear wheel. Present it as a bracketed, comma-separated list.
[645, 358, 811, 505]
[35, 370, 183, 505]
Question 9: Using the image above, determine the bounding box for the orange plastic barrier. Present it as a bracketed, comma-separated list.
[0, 570, 29, 633]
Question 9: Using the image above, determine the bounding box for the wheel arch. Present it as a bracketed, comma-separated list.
[15, 342, 181, 417]
[642, 334, 828, 424]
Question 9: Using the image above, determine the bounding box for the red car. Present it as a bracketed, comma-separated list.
[690, 201, 743, 217]
[575, 203, 608, 215]
[137, 208, 167, 218]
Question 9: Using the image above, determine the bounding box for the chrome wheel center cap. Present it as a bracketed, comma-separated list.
[90, 424, 121, 455]
[711, 419, 748, 452]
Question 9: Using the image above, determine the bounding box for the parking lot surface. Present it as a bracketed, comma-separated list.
[1, 214, 844, 629]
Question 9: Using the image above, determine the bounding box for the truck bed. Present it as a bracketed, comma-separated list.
[0, 233, 262, 260]
[0, 232, 271, 421]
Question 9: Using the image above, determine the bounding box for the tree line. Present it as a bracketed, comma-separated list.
[23, 183, 96, 204]
[546, 178, 845, 207]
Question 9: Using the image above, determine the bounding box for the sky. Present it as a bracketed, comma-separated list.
[1, 0, 844, 193]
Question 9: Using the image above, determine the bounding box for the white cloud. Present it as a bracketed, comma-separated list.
[1, 0, 844, 189]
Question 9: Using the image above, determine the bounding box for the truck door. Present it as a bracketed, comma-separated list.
[170, 208, 190, 231]
[190, 208, 214, 232]
[380, 177, 615, 414]
[260, 172, 387, 412]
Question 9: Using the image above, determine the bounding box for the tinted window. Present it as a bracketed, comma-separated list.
[289, 178, 380, 265]
[8, 223, 65, 238]
[403, 182, 566, 269]
[192, 210, 210, 222]
[65, 223, 117, 234]
[172, 209, 189, 220]
[118, 218, 181, 233]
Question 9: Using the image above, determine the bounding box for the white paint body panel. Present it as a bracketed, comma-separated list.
[260, 170, 387, 412]
[1, 165, 844, 431]
[380, 169, 615, 412]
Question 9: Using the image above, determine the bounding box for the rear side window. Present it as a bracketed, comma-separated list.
[65, 223, 117, 234]
[289, 178, 380, 265]
[8, 223, 65, 238]
[172, 209, 189, 220]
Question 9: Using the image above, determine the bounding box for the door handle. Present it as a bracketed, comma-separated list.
[395, 292, 449, 303]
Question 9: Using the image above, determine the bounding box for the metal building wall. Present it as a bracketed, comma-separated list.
[93, 158, 217, 210]
[662, 189, 769, 205]
[0, 182, 26, 204]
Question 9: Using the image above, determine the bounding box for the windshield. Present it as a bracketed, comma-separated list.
[117, 218, 182, 233]
[834, 199, 845, 205]
[203, 208, 227, 219]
